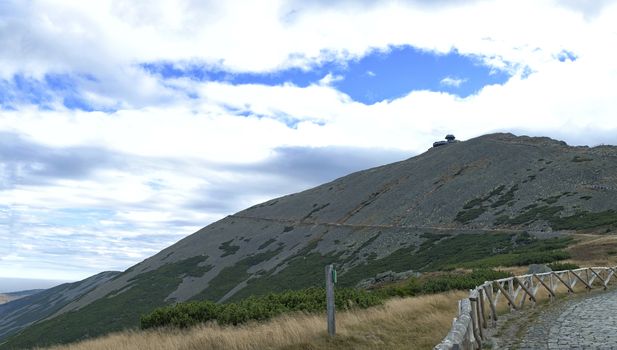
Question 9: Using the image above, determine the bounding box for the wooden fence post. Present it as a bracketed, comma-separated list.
[483, 284, 498, 326]
[478, 288, 487, 329]
[325, 264, 336, 337]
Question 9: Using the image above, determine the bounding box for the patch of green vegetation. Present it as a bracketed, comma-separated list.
[141, 268, 510, 331]
[303, 203, 331, 220]
[225, 240, 347, 301]
[219, 239, 240, 257]
[462, 185, 505, 210]
[2, 256, 212, 349]
[354, 231, 382, 252]
[463, 198, 486, 210]
[457, 185, 511, 223]
[376, 269, 511, 297]
[540, 194, 563, 204]
[455, 206, 487, 223]
[572, 156, 593, 162]
[491, 184, 519, 208]
[496, 205, 564, 226]
[580, 195, 592, 200]
[141, 287, 381, 330]
[497, 205, 617, 230]
[551, 210, 617, 230]
[336, 231, 571, 281]
[339, 232, 519, 286]
[463, 250, 570, 268]
[459, 236, 573, 268]
[547, 262, 580, 271]
[257, 238, 277, 250]
[195, 247, 284, 302]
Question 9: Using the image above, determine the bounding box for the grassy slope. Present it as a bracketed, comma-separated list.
[1, 232, 575, 349]
[41, 291, 468, 350]
[1, 256, 211, 349]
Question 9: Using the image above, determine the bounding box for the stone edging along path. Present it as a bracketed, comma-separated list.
[434, 266, 617, 350]
[490, 286, 617, 349]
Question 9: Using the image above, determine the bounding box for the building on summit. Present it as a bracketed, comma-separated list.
[433, 134, 458, 148]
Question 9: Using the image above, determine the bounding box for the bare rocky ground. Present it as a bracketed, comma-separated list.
[487, 286, 617, 349]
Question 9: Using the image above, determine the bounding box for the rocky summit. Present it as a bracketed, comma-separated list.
[3, 133, 617, 348]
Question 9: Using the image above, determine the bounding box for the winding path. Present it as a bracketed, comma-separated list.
[509, 288, 617, 349]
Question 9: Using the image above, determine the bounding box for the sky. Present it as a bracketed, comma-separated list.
[1, 0, 617, 291]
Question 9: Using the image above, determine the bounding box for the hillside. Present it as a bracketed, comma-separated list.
[3, 133, 617, 349]
[0, 290, 42, 305]
[0, 272, 119, 343]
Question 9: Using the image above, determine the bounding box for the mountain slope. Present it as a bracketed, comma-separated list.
[0, 271, 119, 344]
[4, 133, 617, 349]
[0, 290, 43, 305]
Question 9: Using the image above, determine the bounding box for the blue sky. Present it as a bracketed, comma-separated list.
[142, 46, 512, 104]
[1, 0, 617, 292]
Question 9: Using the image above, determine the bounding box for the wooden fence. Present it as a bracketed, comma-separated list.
[434, 266, 617, 350]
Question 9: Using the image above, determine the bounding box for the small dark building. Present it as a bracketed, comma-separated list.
[433, 141, 447, 147]
[433, 134, 457, 148]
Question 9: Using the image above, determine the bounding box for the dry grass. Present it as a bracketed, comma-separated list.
[567, 233, 617, 267]
[40, 291, 467, 350]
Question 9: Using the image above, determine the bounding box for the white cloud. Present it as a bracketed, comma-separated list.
[2, 0, 617, 280]
[440, 76, 467, 87]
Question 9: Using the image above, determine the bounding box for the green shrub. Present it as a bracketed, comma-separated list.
[547, 262, 580, 271]
[572, 156, 593, 162]
[140, 287, 381, 330]
[455, 207, 487, 223]
[376, 269, 511, 298]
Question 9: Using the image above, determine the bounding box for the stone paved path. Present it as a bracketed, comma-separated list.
[513, 288, 617, 349]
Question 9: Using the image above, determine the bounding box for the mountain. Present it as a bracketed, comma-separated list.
[3, 133, 617, 349]
[0, 272, 119, 344]
[0, 290, 43, 305]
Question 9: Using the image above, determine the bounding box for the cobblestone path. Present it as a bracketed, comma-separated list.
[514, 288, 617, 349]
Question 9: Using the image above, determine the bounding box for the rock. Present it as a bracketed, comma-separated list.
[528, 264, 552, 274]
[355, 269, 420, 289]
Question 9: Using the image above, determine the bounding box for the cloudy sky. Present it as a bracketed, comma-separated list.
[1, 0, 617, 290]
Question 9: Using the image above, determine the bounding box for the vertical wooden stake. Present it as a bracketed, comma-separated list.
[326, 264, 336, 337]
[483, 284, 498, 326]
[469, 297, 482, 349]
[478, 288, 487, 329]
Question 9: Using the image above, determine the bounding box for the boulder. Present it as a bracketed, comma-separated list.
[528, 264, 552, 274]
[356, 270, 420, 289]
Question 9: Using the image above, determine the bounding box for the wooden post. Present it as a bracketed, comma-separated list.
[325, 264, 336, 337]
[589, 268, 606, 289]
[469, 297, 482, 349]
[514, 276, 536, 304]
[483, 284, 498, 325]
[571, 270, 593, 290]
[552, 272, 574, 293]
[496, 281, 518, 310]
[533, 274, 555, 298]
[508, 279, 515, 311]
[478, 288, 487, 329]
[605, 268, 615, 288]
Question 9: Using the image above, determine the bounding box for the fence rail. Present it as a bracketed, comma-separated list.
[434, 266, 617, 350]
